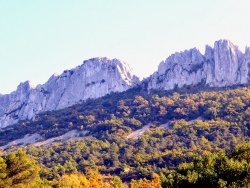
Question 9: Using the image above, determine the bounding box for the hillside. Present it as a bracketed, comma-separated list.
[1, 83, 249, 146]
[1, 84, 250, 186]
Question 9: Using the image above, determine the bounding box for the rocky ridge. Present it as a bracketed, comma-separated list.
[147, 39, 250, 90]
[1, 39, 250, 128]
[0, 58, 139, 128]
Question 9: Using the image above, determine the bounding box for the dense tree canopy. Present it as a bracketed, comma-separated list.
[1, 85, 250, 186]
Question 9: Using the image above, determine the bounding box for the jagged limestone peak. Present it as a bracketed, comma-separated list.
[147, 39, 249, 90]
[0, 57, 139, 128]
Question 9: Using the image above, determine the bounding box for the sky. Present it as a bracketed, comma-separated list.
[0, 0, 250, 94]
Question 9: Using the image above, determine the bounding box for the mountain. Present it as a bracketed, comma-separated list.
[1, 39, 250, 128]
[2, 40, 250, 187]
[146, 39, 250, 90]
[0, 57, 139, 128]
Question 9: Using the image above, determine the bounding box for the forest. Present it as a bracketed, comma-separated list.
[1, 143, 250, 187]
[1, 84, 250, 187]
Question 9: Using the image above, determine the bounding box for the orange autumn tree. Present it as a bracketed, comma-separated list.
[130, 173, 162, 188]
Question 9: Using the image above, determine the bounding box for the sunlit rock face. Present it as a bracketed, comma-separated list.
[146, 40, 249, 90]
[0, 57, 139, 128]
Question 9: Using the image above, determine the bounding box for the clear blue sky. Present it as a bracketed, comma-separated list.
[0, 0, 250, 94]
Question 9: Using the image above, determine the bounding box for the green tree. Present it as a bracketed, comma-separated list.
[3, 149, 41, 188]
[0, 157, 9, 188]
[112, 175, 123, 188]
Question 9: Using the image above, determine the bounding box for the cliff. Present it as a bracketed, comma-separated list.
[147, 40, 250, 90]
[0, 57, 139, 127]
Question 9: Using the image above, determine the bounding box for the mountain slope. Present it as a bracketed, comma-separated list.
[1, 83, 250, 147]
[4, 84, 249, 182]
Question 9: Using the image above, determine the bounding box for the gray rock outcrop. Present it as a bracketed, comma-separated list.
[0, 57, 139, 128]
[147, 40, 250, 90]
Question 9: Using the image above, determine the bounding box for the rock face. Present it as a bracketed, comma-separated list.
[147, 40, 250, 90]
[0, 58, 139, 128]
